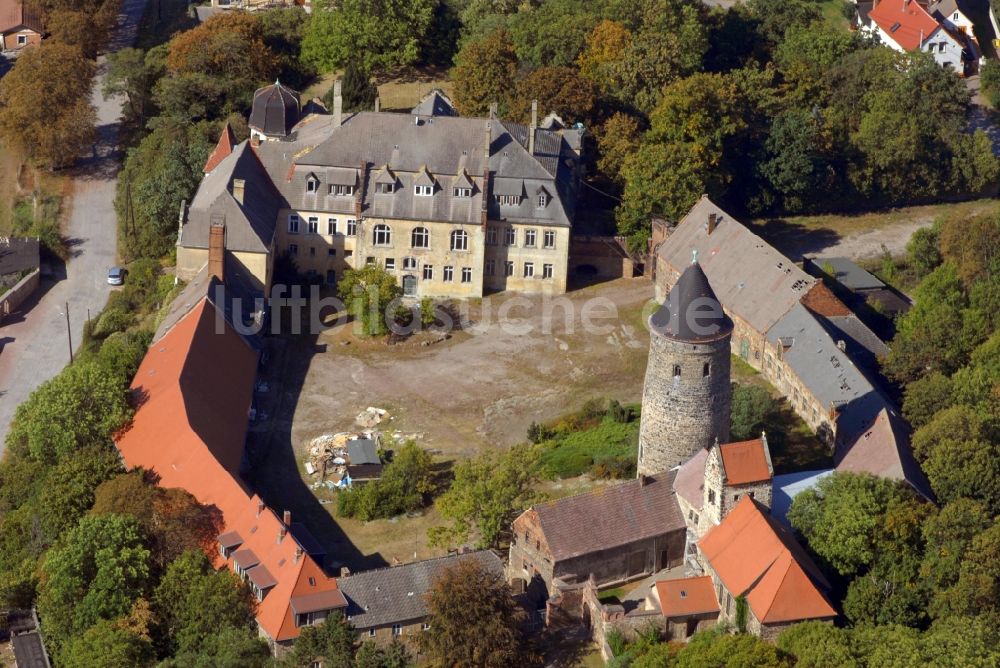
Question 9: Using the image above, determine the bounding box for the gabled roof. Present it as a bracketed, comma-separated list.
[0, 0, 43, 34]
[869, 0, 941, 50]
[718, 437, 772, 485]
[835, 407, 932, 499]
[204, 123, 237, 174]
[698, 497, 835, 624]
[674, 448, 708, 511]
[338, 551, 503, 629]
[657, 197, 815, 334]
[656, 576, 720, 618]
[114, 297, 345, 642]
[518, 472, 685, 562]
[411, 89, 458, 117]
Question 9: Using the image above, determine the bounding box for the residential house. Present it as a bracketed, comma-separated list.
[338, 551, 504, 644]
[666, 496, 837, 640]
[647, 576, 720, 642]
[508, 473, 686, 596]
[114, 262, 348, 654]
[654, 197, 928, 496]
[862, 0, 975, 72]
[0, 0, 42, 52]
[177, 80, 585, 299]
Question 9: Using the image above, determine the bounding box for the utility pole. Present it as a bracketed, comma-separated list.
[64, 302, 73, 364]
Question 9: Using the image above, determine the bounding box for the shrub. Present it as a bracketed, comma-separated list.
[730, 384, 775, 440]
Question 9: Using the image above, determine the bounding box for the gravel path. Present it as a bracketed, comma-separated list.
[0, 0, 147, 450]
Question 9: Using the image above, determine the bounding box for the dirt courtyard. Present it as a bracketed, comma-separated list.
[287, 278, 656, 461]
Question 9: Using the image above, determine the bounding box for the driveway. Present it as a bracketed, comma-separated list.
[0, 0, 147, 450]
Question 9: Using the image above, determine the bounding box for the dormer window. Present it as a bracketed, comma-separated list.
[415, 185, 434, 197]
[376, 182, 394, 194]
[537, 193, 547, 208]
[331, 185, 355, 197]
[306, 176, 319, 193]
[496, 195, 520, 206]
[454, 187, 472, 198]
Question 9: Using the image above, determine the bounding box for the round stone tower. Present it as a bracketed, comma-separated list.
[637, 253, 733, 476]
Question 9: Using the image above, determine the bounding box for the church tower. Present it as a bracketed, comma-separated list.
[638, 253, 733, 476]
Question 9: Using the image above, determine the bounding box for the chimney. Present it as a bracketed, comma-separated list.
[283, 510, 291, 526]
[639, 474, 650, 487]
[529, 99, 538, 155]
[278, 525, 286, 543]
[708, 213, 718, 234]
[374, 96, 380, 113]
[481, 167, 489, 226]
[208, 220, 225, 283]
[484, 122, 491, 163]
[333, 79, 343, 128]
[232, 178, 245, 205]
[295, 547, 304, 563]
[837, 339, 847, 352]
[256, 500, 265, 517]
[355, 160, 366, 218]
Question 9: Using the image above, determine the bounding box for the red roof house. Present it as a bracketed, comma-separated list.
[115, 295, 346, 649]
[869, 0, 940, 51]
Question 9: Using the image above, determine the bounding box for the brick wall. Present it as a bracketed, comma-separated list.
[0, 268, 39, 324]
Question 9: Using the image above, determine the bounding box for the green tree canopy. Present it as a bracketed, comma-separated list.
[338, 263, 404, 337]
[451, 28, 519, 117]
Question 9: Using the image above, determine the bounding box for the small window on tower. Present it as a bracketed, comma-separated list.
[673, 365, 681, 378]
[703, 362, 710, 377]
[708, 489, 715, 504]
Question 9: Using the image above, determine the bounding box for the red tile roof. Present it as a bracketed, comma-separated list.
[719, 438, 772, 485]
[204, 122, 237, 173]
[115, 298, 345, 642]
[0, 0, 43, 34]
[656, 576, 720, 618]
[870, 0, 940, 50]
[699, 497, 835, 624]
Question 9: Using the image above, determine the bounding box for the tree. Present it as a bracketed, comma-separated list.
[930, 522, 1000, 619]
[923, 438, 1000, 512]
[939, 212, 1000, 287]
[0, 42, 96, 169]
[337, 442, 436, 521]
[356, 640, 413, 668]
[161, 626, 272, 668]
[980, 59, 1000, 108]
[104, 48, 161, 128]
[730, 384, 775, 440]
[911, 405, 988, 463]
[507, 0, 601, 67]
[420, 558, 534, 668]
[37, 514, 152, 652]
[338, 263, 404, 337]
[901, 371, 953, 429]
[280, 612, 356, 668]
[6, 358, 133, 463]
[153, 550, 257, 655]
[920, 499, 991, 592]
[59, 619, 153, 668]
[577, 20, 632, 93]
[759, 108, 833, 212]
[38, 445, 122, 541]
[323, 61, 377, 113]
[451, 28, 518, 117]
[675, 628, 791, 668]
[777, 622, 856, 668]
[596, 112, 642, 186]
[907, 225, 942, 279]
[429, 444, 538, 549]
[508, 66, 598, 125]
[787, 472, 906, 576]
[747, 0, 822, 46]
[46, 9, 105, 59]
[302, 0, 436, 73]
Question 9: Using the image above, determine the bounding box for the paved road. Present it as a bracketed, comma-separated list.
[0, 0, 147, 450]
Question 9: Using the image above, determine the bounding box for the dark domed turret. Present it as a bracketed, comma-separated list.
[650, 251, 733, 341]
[249, 80, 301, 140]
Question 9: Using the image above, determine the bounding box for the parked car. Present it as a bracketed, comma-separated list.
[107, 266, 125, 285]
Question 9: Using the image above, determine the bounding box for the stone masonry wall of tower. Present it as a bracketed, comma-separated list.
[637, 331, 732, 476]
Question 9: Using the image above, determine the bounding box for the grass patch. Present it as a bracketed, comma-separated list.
[599, 586, 628, 604]
[816, 0, 852, 30]
[534, 400, 640, 480]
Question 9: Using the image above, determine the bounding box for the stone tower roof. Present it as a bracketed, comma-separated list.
[249, 80, 301, 138]
[650, 255, 733, 342]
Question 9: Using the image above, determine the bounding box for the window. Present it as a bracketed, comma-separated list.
[703, 362, 710, 377]
[345, 250, 354, 258]
[726, 594, 733, 616]
[328, 249, 336, 257]
[309, 246, 316, 257]
[308, 217, 318, 234]
[461, 267, 472, 283]
[504, 227, 516, 246]
[733, 494, 740, 502]
[366, 256, 375, 265]
[537, 194, 547, 208]
[504, 261, 514, 277]
[411, 227, 430, 248]
[347, 219, 358, 236]
[422, 623, 431, 631]
[543, 230, 556, 249]
[403, 257, 417, 270]
[373, 224, 391, 246]
[451, 230, 469, 251]
[289, 244, 298, 256]
[496, 194, 520, 206]
[385, 258, 396, 270]
[331, 185, 355, 196]
[423, 265, 433, 280]
[454, 187, 472, 197]
[708, 489, 716, 505]
[414, 185, 433, 197]
[954, 11, 960, 19]
[306, 177, 319, 193]
[391, 623, 402, 636]
[486, 227, 498, 245]
[327, 218, 337, 235]
[542, 264, 553, 279]
[673, 364, 681, 378]
[288, 214, 300, 234]
[485, 259, 496, 276]
[443, 266, 454, 281]
[326, 270, 336, 285]
[368, 628, 376, 637]
[524, 229, 536, 247]
[523, 262, 534, 278]
[376, 182, 394, 194]
[17, 34, 28, 45]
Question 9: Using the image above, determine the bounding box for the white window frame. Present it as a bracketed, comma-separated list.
[461, 267, 472, 283]
[496, 194, 520, 206]
[373, 224, 391, 247]
[414, 184, 434, 197]
[289, 244, 298, 256]
[451, 230, 469, 251]
[385, 258, 395, 270]
[16, 34, 27, 46]
[306, 178, 319, 193]
[392, 623, 402, 636]
[307, 217, 319, 234]
[288, 214, 300, 234]
[537, 194, 547, 208]
[411, 227, 430, 249]
[347, 219, 358, 236]
[331, 185, 355, 197]
[377, 182, 394, 194]
[524, 229, 536, 248]
[503, 227, 515, 246]
[327, 218, 337, 235]
[543, 230, 556, 249]
[403, 257, 417, 270]
[543, 263, 553, 279]
[443, 266, 454, 282]
[423, 265, 433, 280]
[524, 262, 534, 278]
[504, 261, 514, 277]
[485, 227, 498, 245]
[485, 259, 496, 276]
[454, 187, 472, 198]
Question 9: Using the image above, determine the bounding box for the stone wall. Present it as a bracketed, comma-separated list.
[0, 268, 39, 324]
[555, 531, 685, 591]
[568, 235, 635, 281]
[508, 510, 556, 595]
[638, 328, 732, 475]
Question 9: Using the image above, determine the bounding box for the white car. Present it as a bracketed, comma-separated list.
[107, 267, 125, 286]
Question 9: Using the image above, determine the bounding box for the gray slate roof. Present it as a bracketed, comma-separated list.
[0, 237, 39, 276]
[657, 197, 815, 333]
[347, 439, 379, 465]
[182, 142, 281, 253]
[411, 89, 457, 117]
[650, 259, 733, 342]
[249, 81, 300, 138]
[811, 256, 886, 291]
[338, 551, 504, 628]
